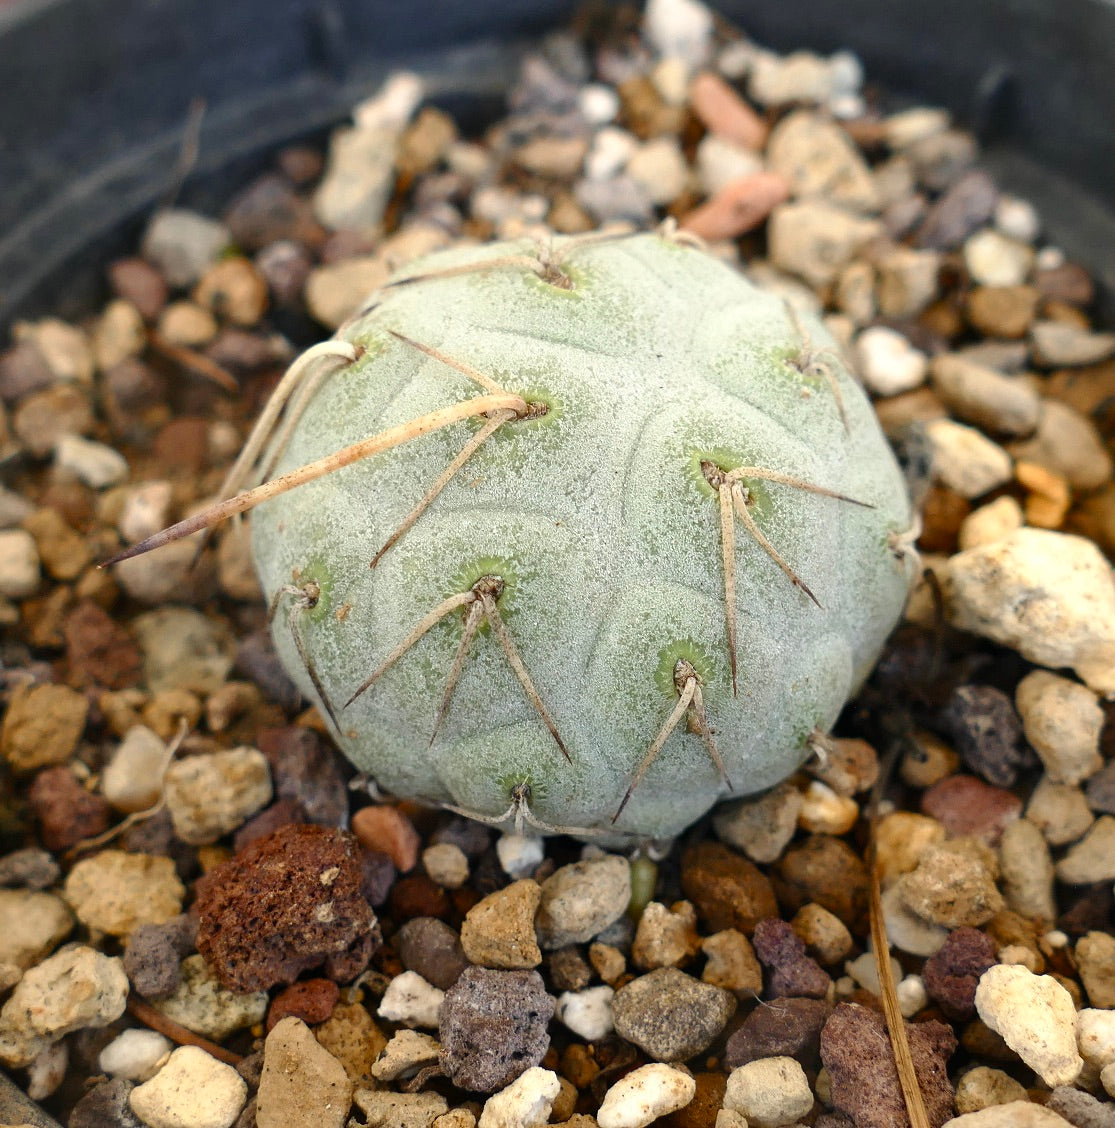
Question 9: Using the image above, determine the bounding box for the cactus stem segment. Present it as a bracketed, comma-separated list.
[784, 300, 850, 432]
[270, 580, 342, 733]
[344, 589, 477, 707]
[370, 409, 518, 567]
[613, 659, 729, 824]
[349, 574, 571, 765]
[99, 390, 528, 567]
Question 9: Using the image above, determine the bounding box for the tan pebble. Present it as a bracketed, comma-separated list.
[64, 850, 184, 938]
[897, 837, 1004, 928]
[874, 811, 946, 883]
[23, 507, 92, 581]
[679, 171, 790, 242]
[954, 1065, 1029, 1113]
[700, 928, 762, 992]
[1009, 399, 1113, 492]
[142, 688, 202, 741]
[0, 682, 89, 774]
[689, 71, 768, 149]
[460, 880, 543, 969]
[93, 300, 147, 371]
[156, 300, 218, 347]
[900, 729, 959, 788]
[1016, 461, 1071, 528]
[959, 496, 1025, 550]
[397, 107, 458, 179]
[790, 903, 852, 965]
[257, 1016, 351, 1128]
[350, 804, 421, 872]
[422, 843, 470, 890]
[966, 285, 1041, 338]
[1026, 777, 1094, 847]
[875, 246, 941, 319]
[1077, 931, 1115, 1008]
[315, 1002, 388, 1087]
[588, 942, 626, 985]
[631, 901, 701, 970]
[205, 681, 262, 733]
[13, 384, 94, 457]
[797, 780, 859, 835]
[1015, 669, 1104, 786]
[807, 736, 878, 797]
[515, 136, 590, 180]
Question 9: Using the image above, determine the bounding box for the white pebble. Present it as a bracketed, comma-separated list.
[958, 496, 1024, 551]
[0, 529, 40, 598]
[724, 1056, 814, 1127]
[964, 228, 1034, 287]
[717, 40, 757, 80]
[883, 107, 951, 149]
[695, 135, 764, 196]
[597, 1063, 696, 1128]
[897, 975, 928, 1018]
[1035, 245, 1065, 270]
[651, 57, 691, 107]
[975, 964, 1083, 1087]
[118, 480, 174, 544]
[556, 986, 615, 1041]
[627, 138, 690, 207]
[478, 1067, 560, 1128]
[578, 84, 621, 125]
[129, 1045, 247, 1128]
[643, 0, 714, 67]
[585, 127, 638, 181]
[422, 843, 469, 890]
[945, 1101, 1079, 1126]
[163, 746, 272, 845]
[353, 72, 424, 131]
[378, 970, 444, 1029]
[946, 529, 1115, 696]
[55, 434, 129, 489]
[496, 832, 545, 878]
[845, 949, 905, 996]
[99, 1028, 173, 1082]
[102, 725, 167, 813]
[995, 195, 1041, 243]
[1078, 1009, 1115, 1069]
[153, 955, 267, 1042]
[925, 419, 1013, 498]
[1015, 670, 1104, 786]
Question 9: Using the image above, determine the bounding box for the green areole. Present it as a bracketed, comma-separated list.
[251, 231, 916, 845]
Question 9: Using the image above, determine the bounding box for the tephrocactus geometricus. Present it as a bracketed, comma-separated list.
[112, 228, 917, 846]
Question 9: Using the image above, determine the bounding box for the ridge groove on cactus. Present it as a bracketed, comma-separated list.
[109, 229, 917, 845]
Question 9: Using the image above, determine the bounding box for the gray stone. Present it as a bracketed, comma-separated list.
[612, 968, 735, 1061]
[141, 209, 230, 288]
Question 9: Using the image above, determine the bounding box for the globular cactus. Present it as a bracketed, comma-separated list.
[120, 230, 917, 845]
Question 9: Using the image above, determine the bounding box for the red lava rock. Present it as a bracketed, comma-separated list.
[774, 836, 870, 932]
[439, 966, 556, 1092]
[28, 765, 111, 852]
[679, 171, 790, 242]
[395, 917, 470, 991]
[680, 842, 779, 935]
[351, 804, 421, 872]
[724, 996, 829, 1068]
[820, 1003, 957, 1128]
[123, 914, 197, 998]
[64, 600, 143, 690]
[266, 977, 340, 1031]
[688, 71, 768, 149]
[920, 774, 1022, 843]
[941, 684, 1029, 788]
[108, 257, 169, 320]
[194, 822, 379, 992]
[922, 926, 998, 1021]
[258, 726, 348, 827]
[751, 918, 831, 999]
[232, 797, 306, 852]
[390, 873, 452, 922]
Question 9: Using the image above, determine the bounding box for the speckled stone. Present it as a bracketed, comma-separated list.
[611, 968, 735, 1062]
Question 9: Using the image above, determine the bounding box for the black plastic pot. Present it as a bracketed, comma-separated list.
[2, 0, 1115, 339]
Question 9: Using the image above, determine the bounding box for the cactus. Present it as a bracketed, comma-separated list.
[117, 229, 917, 845]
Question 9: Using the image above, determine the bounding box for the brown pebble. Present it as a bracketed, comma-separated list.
[351, 804, 421, 872]
[0, 341, 55, 403]
[661, 1070, 726, 1128]
[153, 417, 210, 472]
[725, 996, 829, 1068]
[618, 75, 686, 139]
[108, 257, 169, 320]
[266, 977, 340, 1031]
[28, 764, 111, 851]
[920, 774, 1022, 843]
[13, 384, 94, 457]
[23, 507, 92, 581]
[821, 1003, 956, 1128]
[1034, 261, 1094, 307]
[688, 72, 768, 149]
[390, 874, 451, 921]
[222, 173, 324, 252]
[679, 171, 790, 242]
[775, 836, 869, 931]
[918, 483, 971, 553]
[806, 737, 878, 797]
[680, 841, 778, 935]
[1016, 460, 1071, 528]
[966, 285, 1041, 338]
[195, 822, 378, 992]
[64, 599, 143, 690]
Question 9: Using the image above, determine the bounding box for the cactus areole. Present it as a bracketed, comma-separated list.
[246, 232, 916, 845]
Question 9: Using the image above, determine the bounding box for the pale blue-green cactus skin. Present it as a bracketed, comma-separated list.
[251, 233, 915, 844]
